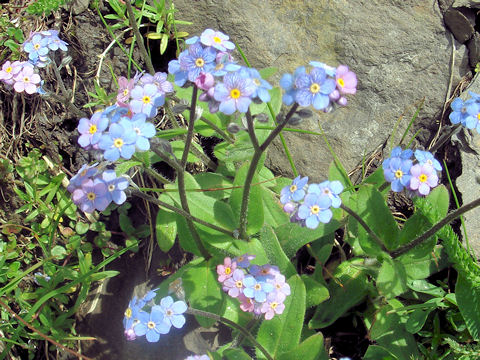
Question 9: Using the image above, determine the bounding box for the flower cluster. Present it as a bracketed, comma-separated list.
[67, 164, 129, 213]
[168, 29, 271, 115]
[280, 176, 343, 229]
[76, 71, 172, 161]
[382, 147, 441, 196]
[449, 91, 480, 134]
[217, 255, 291, 320]
[123, 289, 188, 343]
[280, 61, 357, 111]
[184, 355, 209, 360]
[0, 30, 68, 94]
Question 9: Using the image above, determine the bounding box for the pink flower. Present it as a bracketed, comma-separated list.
[269, 274, 291, 302]
[409, 163, 438, 196]
[222, 268, 244, 298]
[335, 65, 357, 95]
[195, 72, 215, 90]
[200, 29, 235, 52]
[0, 61, 22, 85]
[217, 257, 237, 282]
[238, 293, 254, 312]
[13, 64, 41, 94]
[260, 294, 285, 320]
[117, 76, 135, 106]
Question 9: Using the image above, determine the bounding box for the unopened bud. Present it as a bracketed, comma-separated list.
[227, 123, 242, 134]
[255, 113, 269, 123]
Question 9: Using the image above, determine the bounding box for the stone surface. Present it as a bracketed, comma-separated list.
[173, 0, 469, 181]
[444, 8, 475, 43]
[467, 32, 480, 67]
[452, 72, 480, 257]
[452, 0, 480, 8]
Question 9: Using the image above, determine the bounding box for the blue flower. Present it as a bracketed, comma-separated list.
[464, 100, 480, 132]
[98, 122, 137, 161]
[102, 170, 129, 205]
[123, 297, 142, 330]
[242, 275, 274, 303]
[119, 113, 156, 151]
[308, 180, 343, 208]
[134, 305, 171, 342]
[159, 296, 188, 329]
[179, 42, 217, 83]
[280, 66, 306, 106]
[213, 71, 256, 114]
[297, 193, 332, 229]
[294, 67, 336, 110]
[414, 150, 442, 172]
[23, 33, 49, 61]
[71, 178, 111, 213]
[280, 175, 308, 204]
[383, 157, 412, 192]
[239, 67, 272, 103]
[168, 50, 189, 86]
[77, 112, 109, 149]
[449, 97, 469, 126]
[130, 83, 165, 118]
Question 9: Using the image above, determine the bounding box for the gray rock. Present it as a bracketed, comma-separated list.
[452, 73, 480, 258]
[65, 0, 90, 15]
[452, 0, 480, 8]
[444, 7, 475, 43]
[467, 32, 480, 67]
[173, 0, 469, 181]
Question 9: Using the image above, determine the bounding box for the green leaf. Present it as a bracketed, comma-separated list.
[261, 185, 290, 228]
[405, 308, 431, 334]
[75, 222, 90, 235]
[328, 160, 352, 190]
[115, 160, 142, 175]
[183, 259, 224, 328]
[309, 259, 369, 329]
[259, 224, 296, 277]
[258, 67, 278, 79]
[51, 245, 67, 260]
[369, 299, 421, 359]
[302, 275, 329, 308]
[256, 275, 306, 359]
[456, 273, 480, 340]
[224, 348, 252, 360]
[193, 172, 233, 200]
[399, 245, 449, 280]
[214, 132, 254, 163]
[277, 332, 328, 360]
[347, 186, 399, 253]
[406, 279, 445, 297]
[228, 162, 264, 235]
[275, 220, 340, 258]
[155, 208, 177, 252]
[363, 345, 398, 360]
[377, 257, 408, 298]
[397, 212, 435, 257]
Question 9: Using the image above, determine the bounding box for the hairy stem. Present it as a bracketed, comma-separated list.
[340, 203, 388, 253]
[181, 85, 199, 168]
[391, 196, 480, 258]
[186, 307, 273, 360]
[238, 104, 299, 239]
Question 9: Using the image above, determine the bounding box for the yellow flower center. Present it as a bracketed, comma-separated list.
[125, 308, 132, 318]
[225, 267, 231, 275]
[89, 124, 97, 134]
[5, 66, 12, 73]
[311, 205, 320, 214]
[114, 138, 124, 148]
[23, 76, 30, 82]
[310, 83, 320, 93]
[142, 95, 151, 104]
[270, 302, 278, 309]
[394, 170, 403, 179]
[230, 88, 241, 99]
[235, 280, 243, 288]
[337, 78, 345, 88]
[123, 89, 129, 96]
[477, 113, 480, 120]
[254, 284, 262, 291]
[195, 58, 205, 67]
[166, 309, 173, 316]
[419, 174, 428, 183]
[289, 184, 297, 193]
[213, 36, 222, 44]
[215, 63, 224, 71]
[87, 192, 96, 201]
[34, 43, 40, 50]
[147, 321, 155, 329]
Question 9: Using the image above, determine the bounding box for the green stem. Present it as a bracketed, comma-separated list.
[245, 109, 259, 150]
[131, 189, 234, 237]
[340, 203, 388, 253]
[391, 196, 480, 258]
[238, 104, 299, 239]
[125, 0, 155, 75]
[181, 85, 199, 168]
[186, 307, 273, 360]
